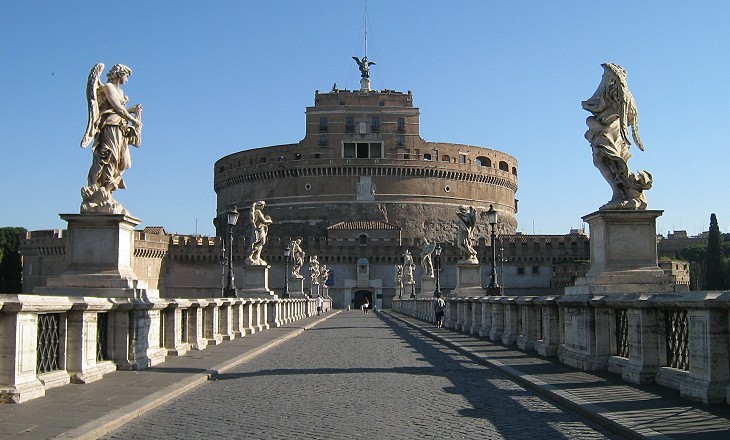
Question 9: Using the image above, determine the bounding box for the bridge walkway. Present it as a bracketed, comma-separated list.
[0, 309, 729, 439]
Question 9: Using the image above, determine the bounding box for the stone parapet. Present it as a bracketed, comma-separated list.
[393, 290, 730, 405]
[0, 294, 319, 404]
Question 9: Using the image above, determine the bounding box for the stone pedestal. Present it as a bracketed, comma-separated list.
[419, 276, 435, 297]
[287, 276, 307, 298]
[451, 263, 484, 297]
[360, 77, 371, 92]
[569, 210, 678, 295]
[242, 265, 275, 297]
[38, 213, 152, 299]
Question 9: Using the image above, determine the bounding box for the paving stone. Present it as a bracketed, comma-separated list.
[106, 311, 619, 439]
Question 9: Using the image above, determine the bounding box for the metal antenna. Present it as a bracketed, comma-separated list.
[364, 0, 369, 58]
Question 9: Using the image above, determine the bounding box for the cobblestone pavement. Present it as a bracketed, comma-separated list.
[107, 311, 620, 439]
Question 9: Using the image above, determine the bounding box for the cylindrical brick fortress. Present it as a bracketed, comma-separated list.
[214, 88, 518, 241]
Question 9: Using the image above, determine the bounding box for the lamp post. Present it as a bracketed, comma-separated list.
[223, 208, 240, 298]
[486, 204, 501, 296]
[283, 244, 291, 298]
[433, 244, 442, 297]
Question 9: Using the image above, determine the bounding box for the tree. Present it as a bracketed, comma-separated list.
[0, 227, 27, 293]
[704, 214, 726, 290]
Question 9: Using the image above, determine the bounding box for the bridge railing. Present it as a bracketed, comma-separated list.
[0, 294, 330, 404]
[393, 291, 730, 405]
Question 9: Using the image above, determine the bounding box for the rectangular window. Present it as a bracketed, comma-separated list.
[343, 143, 355, 158]
[319, 134, 328, 146]
[357, 143, 369, 158]
[319, 117, 328, 132]
[346, 117, 355, 132]
[414, 149, 420, 159]
[532, 266, 540, 275]
[397, 117, 405, 132]
[404, 149, 411, 160]
[517, 267, 525, 276]
[369, 143, 382, 158]
[459, 154, 467, 164]
[396, 135, 405, 146]
[371, 117, 380, 132]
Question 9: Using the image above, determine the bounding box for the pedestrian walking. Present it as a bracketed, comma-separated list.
[434, 293, 446, 329]
[316, 295, 324, 316]
[362, 298, 370, 314]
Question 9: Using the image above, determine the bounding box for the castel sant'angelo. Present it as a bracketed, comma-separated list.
[21, 58, 594, 310]
[214, 64, 519, 242]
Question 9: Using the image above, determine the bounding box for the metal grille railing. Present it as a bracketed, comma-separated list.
[159, 312, 165, 349]
[516, 306, 523, 336]
[536, 307, 543, 340]
[96, 312, 109, 361]
[666, 309, 689, 370]
[181, 309, 189, 343]
[615, 309, 629, 358]
[37, 313, 61, 373]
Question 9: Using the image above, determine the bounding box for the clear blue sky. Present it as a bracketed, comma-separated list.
[2, 1, 728, 237]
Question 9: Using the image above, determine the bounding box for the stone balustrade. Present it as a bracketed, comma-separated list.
[393, 291, 730, 405]
[0, 294, 329, 404]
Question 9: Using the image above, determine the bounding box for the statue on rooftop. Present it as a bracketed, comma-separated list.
[456, 205, 478, 264]
[80, 63, 143, 215]
[582, 63, 652, 210]
[352, 56, 375, 79]
[244, 201, 273, 266]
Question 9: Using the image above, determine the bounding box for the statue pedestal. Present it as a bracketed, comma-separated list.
[360, 78, 371, 92]
[242, 265, 275, 298]
[567, 210, 679, 295]
[560, 209, 682, 371]
[420, 276, 436, 297]
[38, 213, 152, 298]
[287, 276, 307, 298]
[451, 263, 484, 297]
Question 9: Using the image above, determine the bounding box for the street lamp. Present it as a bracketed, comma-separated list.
[223, 208, 240, 298]
[283, 243, 291, 298]
[486, 204, 502, 296]
[433, 244, 442, 297]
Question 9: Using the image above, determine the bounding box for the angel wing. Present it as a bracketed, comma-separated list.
[352, 56, 363, 68]
[423, 241, 436, 254]
[80, 63, 105, 148]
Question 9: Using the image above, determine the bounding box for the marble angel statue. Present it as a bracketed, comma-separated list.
[420, 239, 436, 278]
[80, 63, 143, 215]
[456, 205, 478, 263]
[582, 63, 652, 210]
[244, 201, 273, 266]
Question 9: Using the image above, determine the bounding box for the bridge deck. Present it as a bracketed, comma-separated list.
[1, 310, 728, 439]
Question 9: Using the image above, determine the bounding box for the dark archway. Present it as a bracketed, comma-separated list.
[353, 290, 372, 309]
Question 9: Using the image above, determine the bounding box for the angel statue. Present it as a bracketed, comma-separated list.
[456, 205, 478, 264]
[352, 56, 376, 79]
[309, 256, 321, 285]
[402, 250, 415, 285]
[80, 63, 143, 215]
[420, 239, 436, 278]
[244, 201, 273, 266]
[582, 63, 652, 210]
[290, 238, 305, 278]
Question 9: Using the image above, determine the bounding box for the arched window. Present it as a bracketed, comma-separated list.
[476, 156, 491, 168]
[512, 166, 517, 176]
[441, 155, 451, 162]
[499, 161, 509, 171]
[359, 234, 368, 247]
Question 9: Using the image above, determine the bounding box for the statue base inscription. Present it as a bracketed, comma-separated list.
[419, 276, 436, 297]
[242, 265, 275, 298]
[38, 213, 153, 299]
[451, 263, 484, 297]
[567, 210, 682, 295]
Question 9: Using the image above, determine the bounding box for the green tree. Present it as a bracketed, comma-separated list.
[0, 227, 27, 293]
[704, 213, 726, 290]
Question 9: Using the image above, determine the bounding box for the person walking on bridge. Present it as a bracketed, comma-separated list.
[434, 293, 446, 329]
